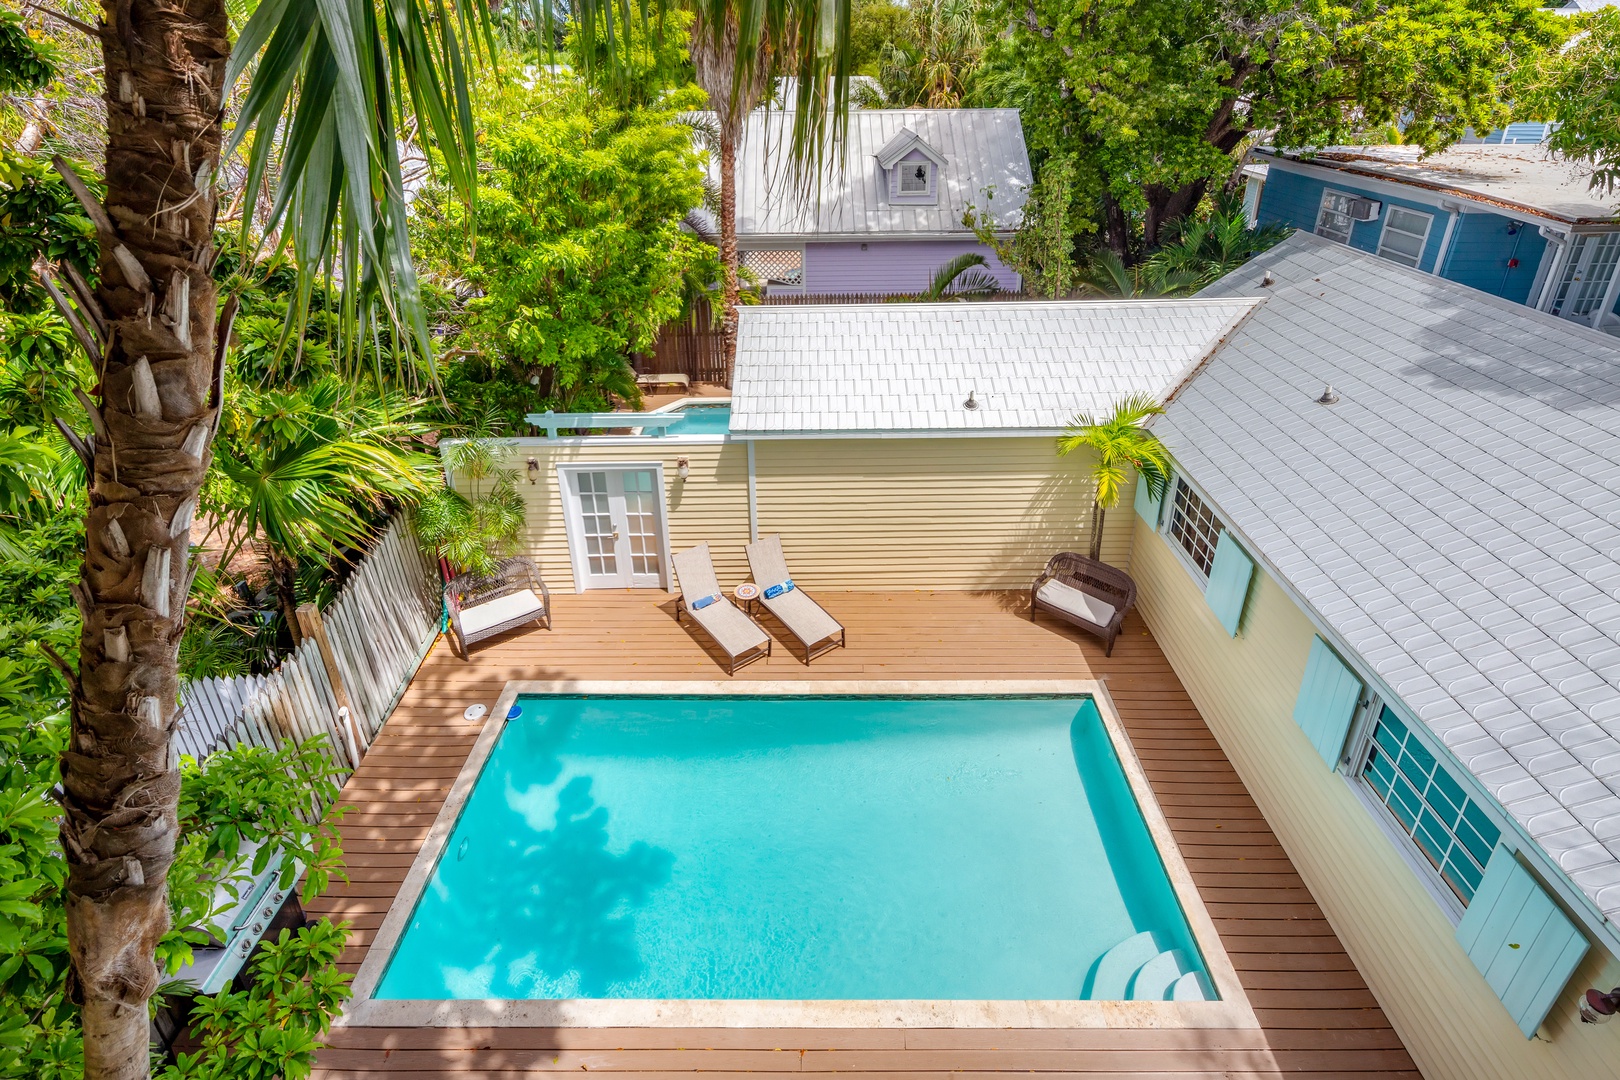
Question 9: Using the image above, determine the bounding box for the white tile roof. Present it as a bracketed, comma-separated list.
[1174, 233, 1620, 927]
[708, 109, 1032, 238]
[729, 300, 1258, 435]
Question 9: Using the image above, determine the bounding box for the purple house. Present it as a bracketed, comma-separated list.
[711, 109, 1032, 296]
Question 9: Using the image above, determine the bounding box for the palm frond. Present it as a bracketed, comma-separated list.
[223, 0, 496, 373]
[918, 252, 995, 300]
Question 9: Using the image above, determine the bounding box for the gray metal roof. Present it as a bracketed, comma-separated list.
[1177, 233, 1620, 927]
[1258, 144, 1620, 226]
[730, 300, 1258, 435]
[710, 109, 1031, 238]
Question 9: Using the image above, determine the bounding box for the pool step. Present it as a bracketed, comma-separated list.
[1088, 931, 1164, 999]
[1090, 933, 1214, 1002]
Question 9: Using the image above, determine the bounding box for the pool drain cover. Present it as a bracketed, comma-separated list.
[463, 703, 487, 721]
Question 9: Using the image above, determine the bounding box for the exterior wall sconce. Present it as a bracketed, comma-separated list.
[676, 457, 691, 480]
[1580, 987, 1620, 1024]
[526, 458, 539, 484]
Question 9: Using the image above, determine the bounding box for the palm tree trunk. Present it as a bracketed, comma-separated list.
[1088, 502, 1105, 562]
[717, 131, 740, 383]
[58, 3, 229, 1076]
[269, 548, 305, 647]
[689, 13, 772, 387]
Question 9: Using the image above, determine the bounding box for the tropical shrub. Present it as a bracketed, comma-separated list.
[416, 71, 718, 425]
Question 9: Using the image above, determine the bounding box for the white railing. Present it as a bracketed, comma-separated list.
[173, 517, 442, 775]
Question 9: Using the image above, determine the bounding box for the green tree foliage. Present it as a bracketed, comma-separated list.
[849, 0, 908, 74]
[984, 0, 1560, 256]
[853, 0, 985, 107]
[0, 10, 59, 94]
[157, 922, 352, 1080]
[1522, 11, 1620, 195]
[1058, 394, 1170, 561]
[206, 376, 436, 639]
[1141, 196, 1288, 290]
[966, 158, 1080, 298]
[416, 72, 717, 423]
[0, 151, 97, 312]
[413, 420, 525, 577]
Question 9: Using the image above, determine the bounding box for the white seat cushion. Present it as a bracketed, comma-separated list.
[1036, 579, 1116, 627]
[459, 589, 546, 636]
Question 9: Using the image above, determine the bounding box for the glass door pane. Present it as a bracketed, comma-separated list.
[1551, 233, 1620, 321]
[572, 471, 618, 582]
[621, 469, 664, 585]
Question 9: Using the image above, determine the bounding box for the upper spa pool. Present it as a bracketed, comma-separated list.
[658, 402, 730, 435]
[374, 694, 1210, 1002]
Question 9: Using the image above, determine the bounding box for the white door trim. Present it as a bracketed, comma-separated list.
[556, 462, 671, 593]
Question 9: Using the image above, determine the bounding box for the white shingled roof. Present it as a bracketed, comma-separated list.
[1176, 233, 1620, 930]
[1259, 144, 1620, 225]
[704, 109, 1031, 238]
[729, 300, 1258, 435]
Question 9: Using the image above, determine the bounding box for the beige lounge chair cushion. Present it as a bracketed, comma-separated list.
[1036, 579, 1116, 627]
[762, 587, 842, 645]
[637, 373, 690, 387]
[458, 589, 547, 636]
[673, 543, 769, 659]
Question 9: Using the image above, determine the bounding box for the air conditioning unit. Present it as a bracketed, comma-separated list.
[1345, 197, 1382, 221]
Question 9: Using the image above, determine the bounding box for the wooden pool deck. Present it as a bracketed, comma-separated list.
[307, 590, 1418, 1079]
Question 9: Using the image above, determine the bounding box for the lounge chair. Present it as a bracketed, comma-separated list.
[745, 535, 846, 664]
[672, 543, 772, 674]
[445, 557, 551, 658]
[1029, 552, 1136, 657]
[636, 372, 691, 391]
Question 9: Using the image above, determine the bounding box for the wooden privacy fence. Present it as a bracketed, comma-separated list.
[172, 517, 442, 778]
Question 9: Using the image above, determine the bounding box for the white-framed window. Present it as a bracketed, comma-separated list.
[741, 247, 804, 294]
[1377, 206, 1434, 268]
[898, 160, 931, 194]
[1350, 702, 1503, 906]
[1165, 479, 1224, 580]
[1314, 190, 1358, 244]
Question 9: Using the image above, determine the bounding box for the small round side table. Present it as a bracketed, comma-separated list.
[733, 581, 760, 615]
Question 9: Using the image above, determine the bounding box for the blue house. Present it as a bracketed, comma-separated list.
[1244, 144, 1620, 335]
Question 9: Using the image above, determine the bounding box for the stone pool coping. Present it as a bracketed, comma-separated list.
[341, 679, 1259, 1030]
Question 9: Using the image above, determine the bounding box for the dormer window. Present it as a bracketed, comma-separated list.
[900, 161, 931, 195]
[875, 126, 945, 206]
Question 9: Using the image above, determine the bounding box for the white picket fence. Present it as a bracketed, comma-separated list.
[173, 517, 442, 776]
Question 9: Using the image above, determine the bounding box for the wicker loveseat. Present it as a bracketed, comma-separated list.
[445, 557, 551, 658]
[1030, 553, 1137, 657]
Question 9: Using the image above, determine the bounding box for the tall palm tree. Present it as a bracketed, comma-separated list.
[27, 1, 486, 1076]
[678, 0, 852, 375]
[1058, 394, 1171, 562]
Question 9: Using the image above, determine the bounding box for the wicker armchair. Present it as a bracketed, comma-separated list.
[445, 557, 551, 658]
[1030, 553, 1137, 657]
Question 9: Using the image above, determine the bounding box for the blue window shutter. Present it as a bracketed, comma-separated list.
[1203, 531, 1255, 636]
[1456, 845, 1589, 1038]
[1291, 637, 1363, 768]
[1134, 469, 1167, 527]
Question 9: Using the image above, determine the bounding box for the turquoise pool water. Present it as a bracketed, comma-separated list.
[375, 695, 1205, 1001]
[660, 402, 730, 435]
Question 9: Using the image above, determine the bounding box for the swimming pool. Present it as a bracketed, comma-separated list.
[373, 693, 1213, 1004]
[657, 402, 730, 435]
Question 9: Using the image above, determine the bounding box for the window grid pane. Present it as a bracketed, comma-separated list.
[1377, 206, 1432, 268]
[899, 162, 930, 193]
[573, 471, 616, 576]
[1359, 705, 1501, 904]
[1315, 193, 1354, 244]
[1167, 482, 1223, 577]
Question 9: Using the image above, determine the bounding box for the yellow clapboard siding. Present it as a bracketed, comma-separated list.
[1129, 518, 1620, 1080]
[754, 437, 1129, 589]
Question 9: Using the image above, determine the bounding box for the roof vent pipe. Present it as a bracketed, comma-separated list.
[1316, 385, 1340, 406]
[1261, 271, 1275, 287]
[964, 390, 979, 410]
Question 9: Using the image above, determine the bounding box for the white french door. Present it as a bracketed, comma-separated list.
[1548, 232, 1620, 326]
[562, 466, 668, 591]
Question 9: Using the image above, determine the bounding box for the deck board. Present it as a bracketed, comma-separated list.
[308, 590, 1416, 1078]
